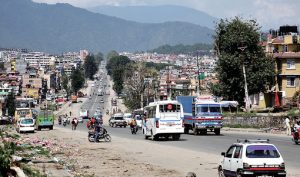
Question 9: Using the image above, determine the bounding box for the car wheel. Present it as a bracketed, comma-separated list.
[218, 167, 226, 177]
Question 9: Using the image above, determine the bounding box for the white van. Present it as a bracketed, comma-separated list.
[142, 100, 184, 141]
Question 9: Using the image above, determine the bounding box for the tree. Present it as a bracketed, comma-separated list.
[6, 92, 15, 116]
[71, 67, 85, 94]
[106, 50, 119, 61]
[106, 55, 133, 95]
[123, 62, 158, 110]
[84, 55, 98, 80]
[61, 74, 71, 99]
[213, 17, 275, 105]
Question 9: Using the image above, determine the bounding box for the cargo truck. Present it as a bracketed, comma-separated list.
[177, 95, 223, 135]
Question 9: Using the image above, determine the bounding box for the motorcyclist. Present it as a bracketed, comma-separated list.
[58, 116, 62, 125]
[293, 121, 300, 141]
[62, 116, 67, 126]
[94, 121, 102, 143]
[129, 118, 137, 133]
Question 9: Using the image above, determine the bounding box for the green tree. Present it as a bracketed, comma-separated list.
[6, 92, 15, 116]
[106, 50, 119, 61]
[213, 17, 275, 105]
[84, 55, 98, 80]
[71, 67, 85, 94]
[61, 74, 71, 99]
[106, 55, 133, 94]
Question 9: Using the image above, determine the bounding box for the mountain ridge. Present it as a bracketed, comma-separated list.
[0, 0, 213, 54]
[89, 5, 218, 29]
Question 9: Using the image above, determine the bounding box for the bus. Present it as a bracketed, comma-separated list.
[142, 100, 184, 141]
[14, 108, 33, 122]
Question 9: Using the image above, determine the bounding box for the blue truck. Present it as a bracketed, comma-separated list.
[177, 95, 223, 135]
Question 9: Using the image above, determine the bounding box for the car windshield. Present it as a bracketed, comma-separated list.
[21, 119, 34, 124]
[115, 117, 124, 120]
[246, 145, 280, 158]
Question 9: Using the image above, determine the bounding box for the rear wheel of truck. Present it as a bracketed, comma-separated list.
[49, 126, 53, 130]
[193, 127, 198, 135]
[214, 128, 221, 135]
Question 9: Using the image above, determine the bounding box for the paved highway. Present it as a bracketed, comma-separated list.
[65, 61, 300, 172]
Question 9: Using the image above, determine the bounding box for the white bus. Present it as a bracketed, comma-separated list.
[142, 100, 184, 141]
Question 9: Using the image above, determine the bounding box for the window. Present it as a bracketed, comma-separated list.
[287, 77, 295, 87]
[233, 146, 243, 158]
[225, 146, 235, 158]
[287, 60, 295, 69]
[246, 145, 280, 158]
[159, 104, 181, 113]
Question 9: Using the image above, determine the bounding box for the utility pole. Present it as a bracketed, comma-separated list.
[196, 52, 201, 96]
[238, 46, 250, 112]
[167, 65, 171, 100]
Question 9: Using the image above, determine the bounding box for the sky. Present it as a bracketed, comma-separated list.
[32, 0, 300, 30]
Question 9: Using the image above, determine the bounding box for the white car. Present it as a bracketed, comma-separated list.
[16, 118, 35, 133]
[218, 139, 286, 177]
[123, 113, 132, 123]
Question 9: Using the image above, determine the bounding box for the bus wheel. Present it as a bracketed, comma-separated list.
[173, 134, 180, 141]
[37, 127, 41, 131]
[184, 127, 189, 134]
[49, 126, 53, 130]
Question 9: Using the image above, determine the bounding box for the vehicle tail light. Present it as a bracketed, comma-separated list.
[243, 163, 250, 169]
[280, 162, 285, 169]
[156, 121, 159, 128]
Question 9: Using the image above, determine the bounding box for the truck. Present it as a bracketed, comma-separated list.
[71, 95, 78, 103]
[35, 110, 54, 131]
[177, 95, 223, 135]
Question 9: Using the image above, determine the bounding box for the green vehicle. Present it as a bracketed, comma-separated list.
[36, 110, 54, 131]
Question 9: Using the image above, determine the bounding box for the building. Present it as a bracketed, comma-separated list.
[266, 26, 300, 107]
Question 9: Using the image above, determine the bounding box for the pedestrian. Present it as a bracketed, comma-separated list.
[72, 118, 78, 130]
[69, 111, 72, 116]
[285, 117, 291, 136]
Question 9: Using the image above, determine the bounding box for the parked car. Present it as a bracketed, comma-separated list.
[78, 117, 83, 123]
[109, 113, 127, 128]
[218, 139, 286, 177]
[16, 118, 35, 133]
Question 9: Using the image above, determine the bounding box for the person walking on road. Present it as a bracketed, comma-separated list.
[285, 117, 291, 136]
[72, 118, 78, 130]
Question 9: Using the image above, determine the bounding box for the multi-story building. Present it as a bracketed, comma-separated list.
[266, 26, 300, 107]
[23, 53, 55, 68]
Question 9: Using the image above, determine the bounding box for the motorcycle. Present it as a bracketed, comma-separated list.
[292, 127, 300, 144]
[63, 121, 67, 127]
[130, 125, 138, 134]
[58, 116, 62, 125]
[88, 128, 111, 142]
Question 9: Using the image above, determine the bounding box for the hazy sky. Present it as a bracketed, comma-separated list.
[32, 0, 300, 29]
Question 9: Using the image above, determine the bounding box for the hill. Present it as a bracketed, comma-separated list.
[149, 43, 213, 55]
[0, 0, 213, 53]
[89, 5, 218, 29]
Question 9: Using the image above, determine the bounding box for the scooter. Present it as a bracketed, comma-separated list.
[88, 128, 111, 142]
[292, 127, 300, 144]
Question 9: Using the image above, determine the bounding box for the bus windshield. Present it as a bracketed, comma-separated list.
[159, 104, 181, 113]
[196, 104, 221, 116]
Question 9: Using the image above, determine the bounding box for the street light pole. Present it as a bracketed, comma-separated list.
[196, 52, 201, 96]
[238, 46, 250, 112]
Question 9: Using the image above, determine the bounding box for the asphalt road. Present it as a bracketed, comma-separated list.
[64, 61, 300, 172]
